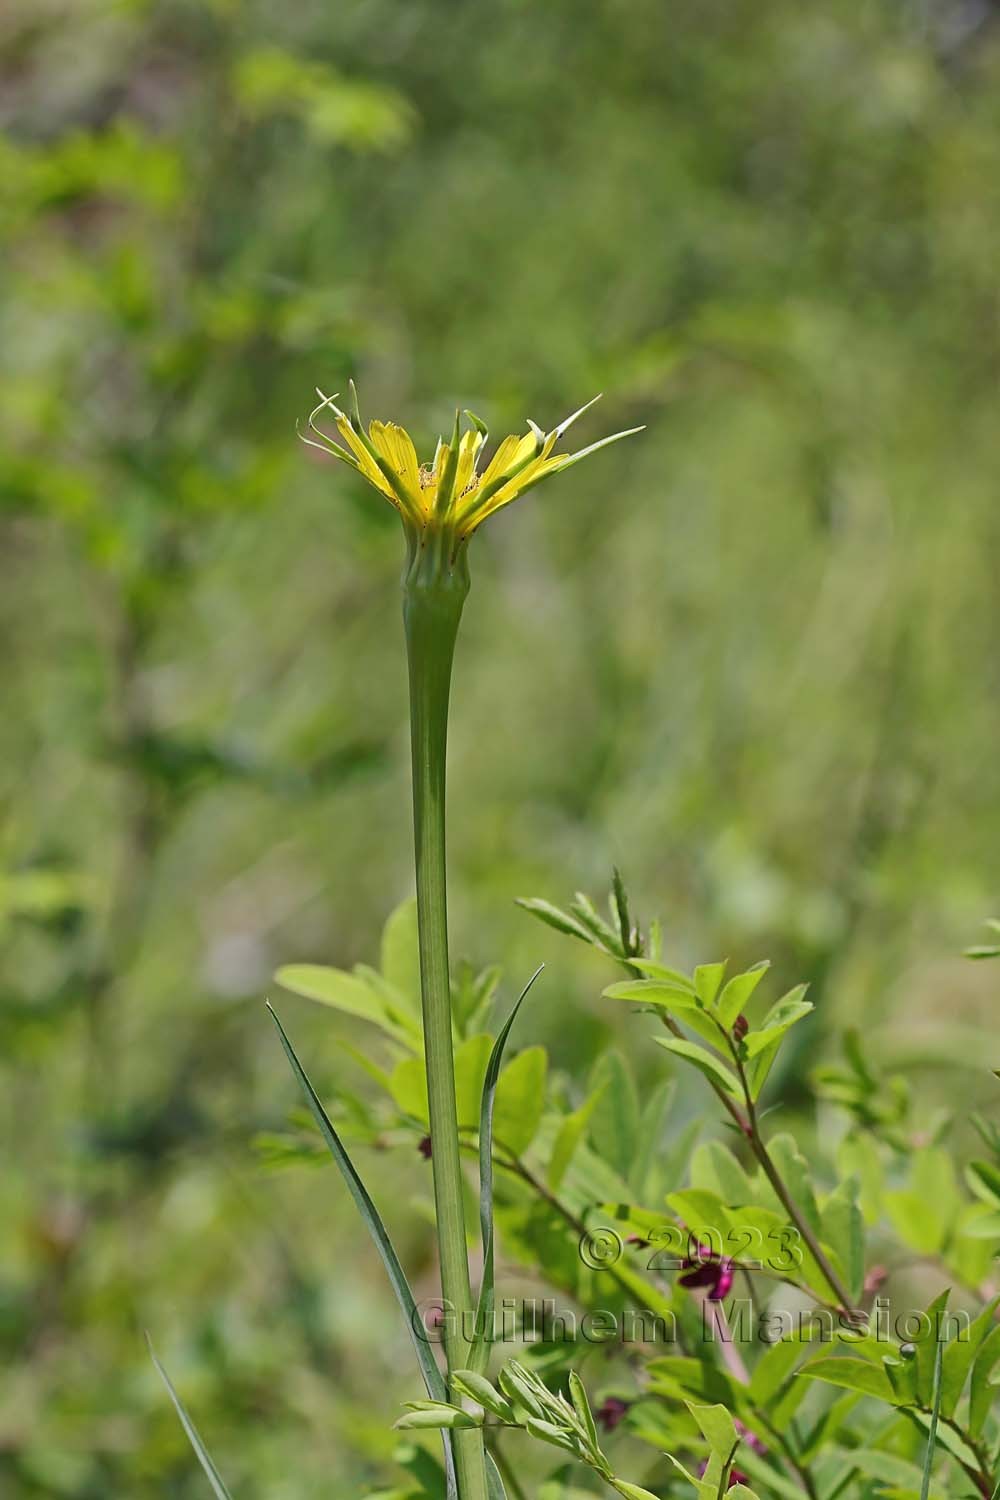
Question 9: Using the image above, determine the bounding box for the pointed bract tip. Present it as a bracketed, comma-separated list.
[554, 392, 604, 440]
[347, 379, 362, 426]
[464, 409, 489, 437]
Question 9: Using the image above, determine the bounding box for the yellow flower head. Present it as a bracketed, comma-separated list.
[299, 382, 643, 543]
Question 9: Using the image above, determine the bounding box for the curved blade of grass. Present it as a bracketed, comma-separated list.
[920, 1337, 944, 1500]
[485, 1450, 508, 1500]
[267, 1003, 448, 1405]
[147, 1335, 234, 1500]
[469, 966, 543, 1374]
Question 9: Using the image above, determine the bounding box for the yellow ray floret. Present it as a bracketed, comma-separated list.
[299, 384, 643, 539]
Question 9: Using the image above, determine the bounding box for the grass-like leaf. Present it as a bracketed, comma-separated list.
[485, 1450, 508, 1500]
[920, 1336, 944, 1500]
[267, 1003, 447, 1406]
[470, 965, 543, 1374]
[147, 1335, 234, 1500]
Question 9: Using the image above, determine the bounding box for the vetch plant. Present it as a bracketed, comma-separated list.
[150, 390, 1000, 1500]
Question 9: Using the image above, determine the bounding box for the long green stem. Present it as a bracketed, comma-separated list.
[403, 538, 488, 1500]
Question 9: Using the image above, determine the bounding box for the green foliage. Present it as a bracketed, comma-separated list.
[148, 1339, 235, 1500]
[6, 0, 1000, 1492]
[398, 1361, 671, 1500]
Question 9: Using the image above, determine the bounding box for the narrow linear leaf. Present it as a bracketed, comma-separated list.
[920, 1337, 944, 1500]
[485, 1452, 507, 1500]
[471, 967, 544, 1374]
[147, 1337, 234, 1500]
[914, 1290, 951, 1407]
[267, 1004, 447, 1404]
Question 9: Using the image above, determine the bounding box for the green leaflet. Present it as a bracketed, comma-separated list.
[765, 1134, 820, 1232]
[969, 1321, 1000, 1435]
[686, 1400, 737, 1459]
[689, 1139, 753, 1207]
[823, 1447, 946, 1499]
[568, 1370, 599, 1454]
[693, 962, 727, 1005]
[626, 959, 697, 990]
[631, 1077, 677, 1200]
[147, 1337, 234, 1500]
[966, 1159, 1000, 1207]
[548, 1085, 604, 1193]
[654, 1036, 741, 1096]
[275, 961, 416, 1040]
[451, 1370, 515, 1421]
[741, 989, 812, 1100]
[588, 1049, 640, 1180]
[275, 901, 424, 1047]
[940, 1295, 1000, 1418]
[740, 988, 812, 1058]
[515, 896, 608, 950]
[716, 961, 770, 1028]
[395, 1404, 481, 1430]
[380, 897, 422, 1012]
[493, 1045, 547, 1155]
[749, 1334, 814, 1405]
[799, 1355, 897, 1403]
[820, 1179, 865, 1303]
[603, 978, 703, 1012]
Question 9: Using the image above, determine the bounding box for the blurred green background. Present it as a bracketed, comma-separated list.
[3, 0, 1000, 1493]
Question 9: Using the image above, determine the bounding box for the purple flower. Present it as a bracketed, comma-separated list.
[697, 1461, 749, 1489]
[595, 1397, 630, 1432]
[678, 1245, 734, 1301]
[734, 1418, 767, 1455]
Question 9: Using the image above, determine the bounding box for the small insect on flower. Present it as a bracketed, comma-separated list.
[299, 382, 643, 543]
